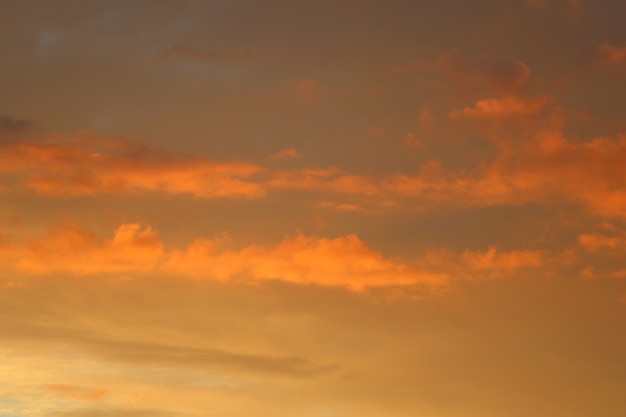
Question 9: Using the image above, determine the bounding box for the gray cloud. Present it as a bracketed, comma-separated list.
[0, 115, 33, 136]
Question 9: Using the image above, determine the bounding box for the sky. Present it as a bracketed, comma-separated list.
[1, 0, 626, 416]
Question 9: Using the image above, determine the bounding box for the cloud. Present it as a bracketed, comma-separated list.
[393, 52, 533, 94]
[436, 52, 532, 94]
[1, 223, 447, 291]
[317, 201, 372, 213]
[87, 337, 333, 378]
[0, 115, 34, 138]
[267, 168, 382, 198]
[163, 233, 447, 291]
[581, 265, 597, 280]
[291, 79, 327, 103]
[461, 246, 543, 271]
[270, 148, 301, 160]
[15, 223, 164, 276]
[420, 246, 544, 280]
[3, 128, 626, 219]
[449, 96, 550, 120]
[386, 130, 626, 217]
[598, 44, 626, 69]
[403, 133, 424, 150]
[0, 135, 265, 198]
[578, 233, 626, 252]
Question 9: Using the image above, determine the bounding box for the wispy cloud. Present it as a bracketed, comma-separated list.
[0, 134, 265, 198]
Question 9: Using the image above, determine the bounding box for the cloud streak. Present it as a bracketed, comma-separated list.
[0, 135, 265, 198]
[1, 223, 448, 291]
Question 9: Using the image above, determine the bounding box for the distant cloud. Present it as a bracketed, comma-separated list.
[578, 233, 626, 252]
[461, 246, 543, 272]
[0, 134, 265, 199]
[436, 52, 532, 94]
[2, 223, 447, 292]
[598, 44, 626, 69]
[270, 148, 301, 160]
[449, 96, 550, 120]
[291, 79, 327, 103]
[0, 115, 34, 137]
[15, 223, 164, 276]
[163, 233, 447, 291]
[3, 128, 626, 219]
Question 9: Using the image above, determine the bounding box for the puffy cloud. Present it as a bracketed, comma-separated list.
[16, 223, 163, 276]
[484, 131, 626, 216]
[2, 223, 447, 291]
[0, 135, 265, 198]
[386, 130, 626, 217]
[163, 233, 447, 291]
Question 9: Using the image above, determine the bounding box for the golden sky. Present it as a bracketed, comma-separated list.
[1, 1, 626, 416]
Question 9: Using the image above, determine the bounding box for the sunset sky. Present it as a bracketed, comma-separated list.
[1, 1, 626, 416]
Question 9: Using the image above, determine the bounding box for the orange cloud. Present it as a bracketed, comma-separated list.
[449, 96, 550, 120]
[270, 148, 301, 160]
[292, 130, 626, 218]
[598, 44, 626, 68]
[611, 269, 626, 279]
[3, 128, 626, 220]
[385, 130, 626, 217]
[0, 135, 265, 198]
[461, 246, 543, 271]
[419, 245, 544, 280]
[267, 168, 382, 197]
[578, 233, 626, 252]
[581, 266, 597, 280]
[2, 223, 447, 291]
[291, 79, 327, 103]
[403, 133, 424, 150]
[16, 223, 163, 276]
[317, 201, 371, 213]
[163, 233, 446, 291]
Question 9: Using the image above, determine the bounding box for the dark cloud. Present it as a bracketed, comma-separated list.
[0, 319, 335, 378]
[436, 51, 532, 94]
[0, 115, 34, 137]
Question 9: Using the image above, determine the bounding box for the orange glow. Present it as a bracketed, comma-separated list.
[1, 2, 625, 416]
